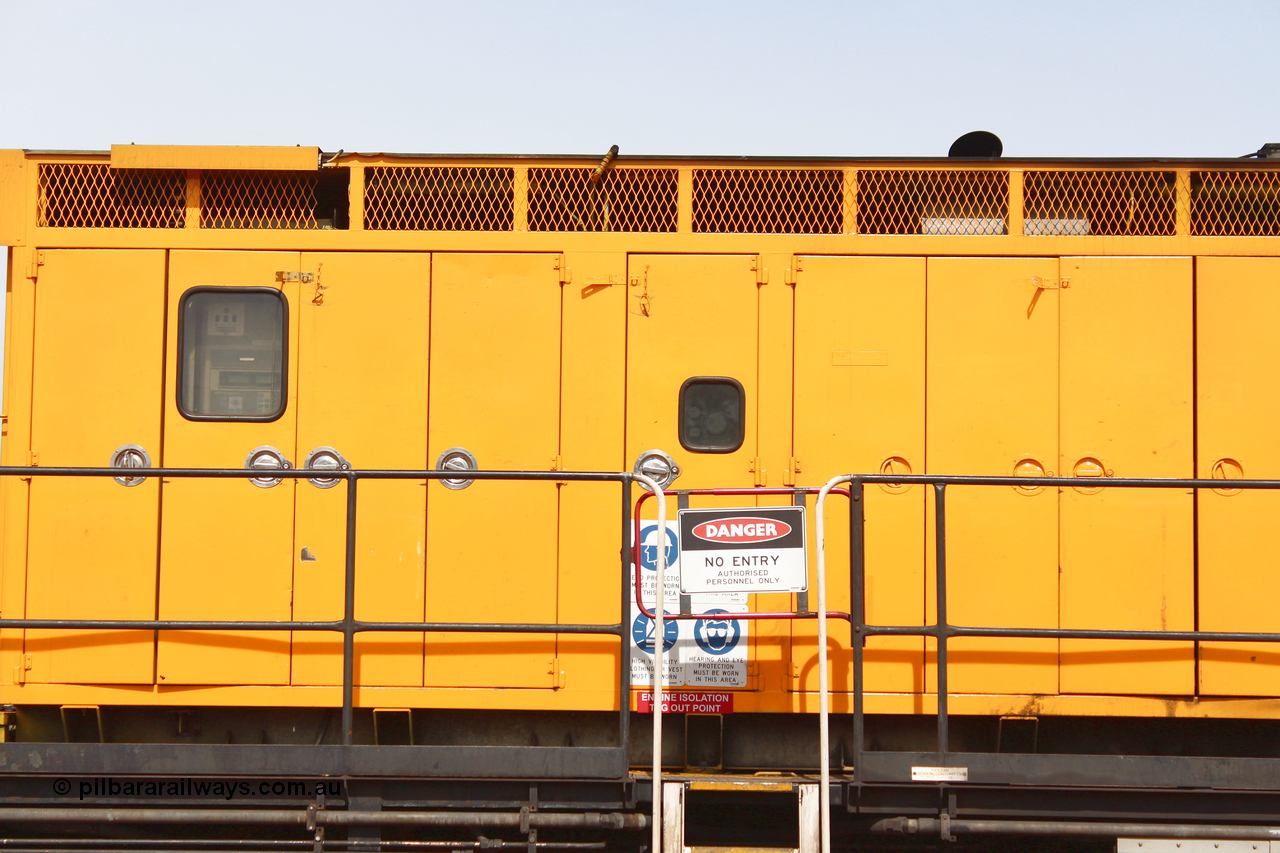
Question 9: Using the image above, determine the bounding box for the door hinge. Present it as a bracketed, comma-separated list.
[554, 255, 572, 285]
[749, 457, 767, 487]
[13, 656, 31, 685]
[26, 450, 38, 466]
[751, 256, 769, 285]
[550, 454, 564, 471]
[275, 271, 315, 284]
[783, 456, 801, 486]
[26, 250, 44, 281]
[785, 256, 803, 285]
[549, 657, 566, 689]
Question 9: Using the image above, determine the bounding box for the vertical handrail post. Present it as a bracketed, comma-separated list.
[631, 474, 666, 853]
[933, 482, 948, 758]
[619, 478, 633, 766]
[341, 472, 359, 746]
[849, 478, 866, 782]
[815, 474, 853, 853]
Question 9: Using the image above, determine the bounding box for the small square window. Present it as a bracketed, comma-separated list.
[679, 377, 745, 453]
[178, 288, 287, 421]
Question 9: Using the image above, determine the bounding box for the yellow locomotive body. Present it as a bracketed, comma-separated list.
[2, 146, 1280, 842]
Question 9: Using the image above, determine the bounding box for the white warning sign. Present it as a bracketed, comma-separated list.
[678, 507, 808, 594]
[630, 520, 748, 688]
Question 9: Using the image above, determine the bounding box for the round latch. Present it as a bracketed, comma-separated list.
[436, 447, 478, 490]
[1012, 458, 1048, 495]
[109, 444, 151, 487]
[878, 456, 912, 494]
[1072, 457, 1110, 494]
[245, 446, 293, 489]
[304, 447, 351, 489]
[1211, 457, 1243, 496]
[633, 449, 681, 490]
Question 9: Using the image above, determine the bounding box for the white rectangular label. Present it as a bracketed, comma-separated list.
[910, 766, 968, 782]
[678, 507, 807, 594]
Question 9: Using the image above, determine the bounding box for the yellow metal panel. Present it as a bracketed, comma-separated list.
[1197, 256, 1280, 695]
[926, 257, 1059, 695]
[290, 252, 431, 687]
[626, 255, 759, 490]
[0, 151, 26, 246]
[110, 145, 320, 172]
[792, 256, 925, 694]
[157, 251, 300, 685]
[24, 250, 165, 684]
[556, 254, 627, 700]
[424, 253, 561, 688]
[1058, 257, 1194, 695]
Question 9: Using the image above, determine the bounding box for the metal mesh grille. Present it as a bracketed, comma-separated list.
[1023, 171, 1175, 236]
[365, 166, 514, 231]
[856, 170, 1008, 235]
[528, 168, 677, 232]
[1192, 171, 1280, 236]
[201, 170, 322, 229]
[692, 169, 843, 233]
[37, 164, 186, 228]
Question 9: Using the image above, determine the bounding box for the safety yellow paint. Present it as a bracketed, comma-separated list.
[555, 254, 628, 698]
[0, 150, 25, 246]
[1058, 257, 1193, 695]
[424, 253, 561, 688]
[110, 145, 320, 172]
[24, 250, 165, 684]
[1197, 256, 1280, 695]
[926, 257, 1060, 695]
[157, 251, 299, 685]
[792, 256, 926, 694]
[626, 255, 760, 490]
[290, 252, 431, 687]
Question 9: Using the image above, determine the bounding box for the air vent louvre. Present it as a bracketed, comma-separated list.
[37, 163, 186, 228]
[1023, 170, 1175, 236]
[1192, 171, 1280, 236]
[693, 169, 843, 234]
[528, 168, 677, 232]
[364, 166, 514, 231]
[856, 169, 1008, 235]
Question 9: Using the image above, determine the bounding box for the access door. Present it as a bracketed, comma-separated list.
[624, 255, 785, 690]
[290, 252, 431, 687]
[25, 250, 166, 684]
[1197, 256, 1280, 696]
[927, 257, 1060, 696]
[1058, 257, 1193, 695]
[424, 253, 562, 689]
[792, 256, 926, 696]
[157, 252, 299, 685]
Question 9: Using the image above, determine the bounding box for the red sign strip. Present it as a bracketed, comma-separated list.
[636, 691, 734, 714]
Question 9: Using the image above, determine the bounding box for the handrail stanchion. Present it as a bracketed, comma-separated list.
[934, 482, 948, 758]
[816, 474, 853, 853]
[633, 474, 666, 853]
[341, 471, 359, 746]
[849, 477, 866, 784]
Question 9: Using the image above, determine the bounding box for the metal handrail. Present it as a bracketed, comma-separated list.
[844, 472, 1280, 781]
[0, 465, 643, 753]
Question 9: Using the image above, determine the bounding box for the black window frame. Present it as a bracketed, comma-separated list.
[678, 376, 746, 454]
[176, 286, 289, 423]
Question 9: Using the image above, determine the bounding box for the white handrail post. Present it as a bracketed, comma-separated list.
[815, 474, 853, 853]
[633, 474, 667, 853]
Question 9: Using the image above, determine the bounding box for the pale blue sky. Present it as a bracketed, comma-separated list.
[1, 0, 1276, 158]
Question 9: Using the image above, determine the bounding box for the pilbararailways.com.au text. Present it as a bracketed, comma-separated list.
[54, 777, 343, 800]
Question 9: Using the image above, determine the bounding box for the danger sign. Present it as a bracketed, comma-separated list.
[678, 506, 807, 594]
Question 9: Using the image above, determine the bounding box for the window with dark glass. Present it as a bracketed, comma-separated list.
[679, 377, 745, 453]
[178, 288, 286, 421]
